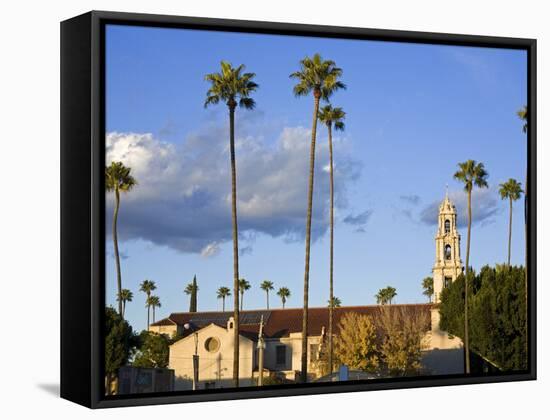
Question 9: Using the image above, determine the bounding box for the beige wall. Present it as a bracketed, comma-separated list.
[148, 324, 178, 336]
[169, 323, 255, 390]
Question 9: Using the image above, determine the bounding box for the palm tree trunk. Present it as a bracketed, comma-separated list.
[327, 123, 335, 375]
[153, 306, 155, 323]
[229, 103, 240, 388]
[122, 301, 125, 319]
[147, 305, 150, 330]
[524, 170, 528, 361]
[301, 92, 321, 383]
[222, 297, 225, 312]
[266, 291, 269, 310]
[113, 187, 123, 315]
[508, 198, 512, 267]
[464, 189, 472, 374]
[240, 291, 244, 311]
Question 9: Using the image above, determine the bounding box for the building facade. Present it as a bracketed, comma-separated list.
[432, 191, 464, 303]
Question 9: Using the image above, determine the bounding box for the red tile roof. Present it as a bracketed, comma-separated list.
[151, 304, 432, 340]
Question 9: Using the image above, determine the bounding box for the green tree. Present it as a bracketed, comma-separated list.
[290, 53, 345, 383]
[327, 296, 341, 308]
[517, 105, 528, 356]
[184, 276, 199, 312]
[318, 104, 346, 375]
[217, 286, 231, 312]
[139, 280, 156, 329]
[104, 307, 136, 395]
[499, 179, 523, 266]
[376, 286, 397, 305]
[238, 278, 251, 311]
[440, 266, 527, 371]
[334, 312, 379, 372]
[205, 61, 258, 387]
[105, 162, 136, 315]
[117, 288, 133, 319]
[454, 159, 489, 374]
[147, 295, 161, 324]
[260, 280, 274, 309]
[277, 287, 291, 308]
[422, 277, 434, 303]
[133, 331, 170, 368]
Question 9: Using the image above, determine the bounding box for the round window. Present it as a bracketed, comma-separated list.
[204, 337, 220, 353]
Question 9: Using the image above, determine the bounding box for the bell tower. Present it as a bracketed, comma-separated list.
[432, 188, 463, 303]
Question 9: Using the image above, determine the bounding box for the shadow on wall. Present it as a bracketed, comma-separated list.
[174, 376, 256, 391]
[421, 348, 465, 375]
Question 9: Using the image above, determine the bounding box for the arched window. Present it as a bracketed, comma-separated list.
[445, 244, 452, 260]
[444, 219, 450, 233]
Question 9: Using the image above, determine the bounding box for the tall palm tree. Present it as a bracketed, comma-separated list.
[147, 295, 161, 324]
[277, 287, 291, 309]
[117, 289, 133, 319]
[517, 106, 528, 359]
[105, 161, 136, 315]
[375, 286, 397, 305]
[238, 278, 251, 311]
[327, 296, 341, 308]
[499, 179, 523, 266]
[454, 159, 489, 374]
[205, 61, 258, 387]
[139, 280, 156, 329]
[290, 53, 345, 383]
[318, 104, 345, 375]
[422, 277, 434, 303]
[260, 280, 274, 309]
[217, 287, 231, 312]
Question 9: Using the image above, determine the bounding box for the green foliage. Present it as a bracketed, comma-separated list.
[327, 296, 342, 307]
[184, 276, 199, 312]
[277, 287, 291, 308]
[204, 61, 258, 110]
[453, 160, 489, 193]
[133, 331, 170, 369]
[105, 161, 137, 193]
[318, 105, 346, 131]
[289, 53, 346, 100]
[105, 307, 136, 377]
[439, 265, 527, 371]
[375, 286, 397, 305]
[422, 277, 434, 302]
[334, 312, 379, 372]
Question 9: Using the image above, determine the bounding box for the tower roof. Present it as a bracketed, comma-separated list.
[439, 186, 456, 213]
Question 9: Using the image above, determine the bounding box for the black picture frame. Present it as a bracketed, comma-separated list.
[60, 10, 537, 409]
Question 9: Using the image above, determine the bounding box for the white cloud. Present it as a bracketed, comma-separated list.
[105, 122, 361, 254]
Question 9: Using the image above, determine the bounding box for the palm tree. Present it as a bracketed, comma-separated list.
[205, 61, 258, 387]
[422, 277, 434, 303]
[375, 286, 397, 305]
[454, 159, 489, 374]
[277, 287, 291, 308]
[517, 106, 528, 359]
[105, 161, 136, 315]
[147, 295, 161, 324]
[184, 276, 199, 312]
[327, 296, 341, 308]
[139, 280, 156, 329]
[260, 280, 274, 309]
[238, 278, 251, 311]
[217, 287, 231, 312]
[290, 53, 345, 383]
[318, 104, 345, 375]
[499, 179, 523, 266]
[117, 289, 133, 319]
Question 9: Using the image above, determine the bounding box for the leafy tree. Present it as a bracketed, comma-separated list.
[440, 266, 527, 371]
[184, 276, 199, 312]
[422, 277, 434, 303]
[146, 295, 161, 324]
[238, 278, 251, 311]
[139, 280, 156, 329]
[454, 159, 489, 373]
[260, 280, 274, 309]
[105, 162, 136, 315]
[376, 286, 397, 305]
[327, 296, 341, 308]
[217, 286, 231, 312]
[277, 287, 291, 308]
[133, 331, 170, 369]
[290, 53, 345, 383]
[205, 61, 258, 387]
[377, 306, 429, 376]
[499, 179, 523, 266]
[334, 312, 378, 372]
[319, 104, 346, 376]
[105, 307, 136, 395]
[117, 288, 133, 319]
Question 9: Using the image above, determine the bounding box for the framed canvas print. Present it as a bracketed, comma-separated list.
[60, 10, 536, 408]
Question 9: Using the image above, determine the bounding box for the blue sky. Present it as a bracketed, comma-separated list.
[105, 24, 527, 333]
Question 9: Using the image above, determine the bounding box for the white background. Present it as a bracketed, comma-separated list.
[0, 0, 547, 418]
